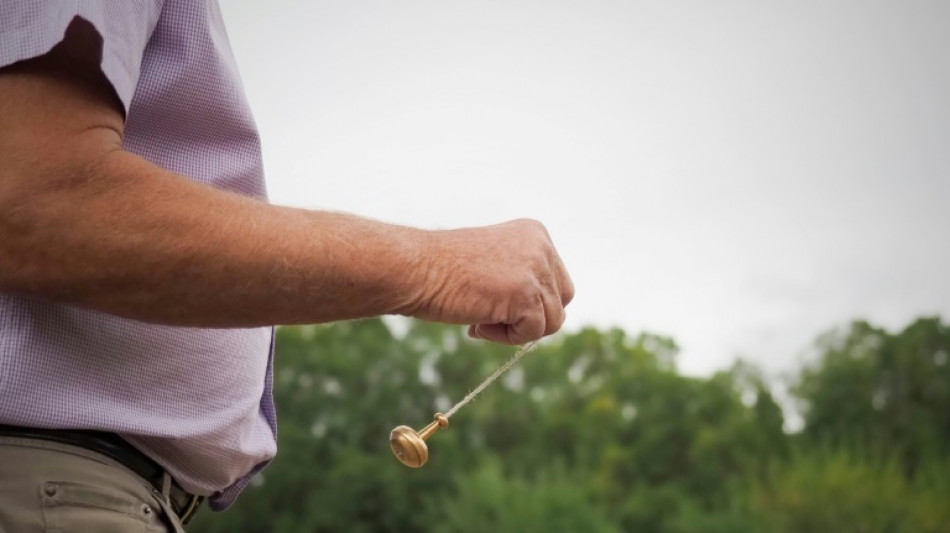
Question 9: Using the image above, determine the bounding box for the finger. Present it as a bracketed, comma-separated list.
[472, 302, 546, 344]
[506, 294, 547, 343]
[471, 323, 516, 344]
[542, 287, 566, 336]
[544, 304, 567, 335]
[552, 251, 574, 307]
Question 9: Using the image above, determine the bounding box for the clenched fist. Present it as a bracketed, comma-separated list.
[403, 219, 574, 345]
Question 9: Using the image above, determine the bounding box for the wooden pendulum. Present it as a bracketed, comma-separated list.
[389, 413, 449, 468]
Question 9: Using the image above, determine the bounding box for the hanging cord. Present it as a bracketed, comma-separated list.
[443, 340, 539, 419]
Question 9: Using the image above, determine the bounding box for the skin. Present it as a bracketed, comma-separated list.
[0, 19, 573, 346]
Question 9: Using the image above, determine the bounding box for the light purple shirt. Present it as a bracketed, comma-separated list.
[0, 1, 277, 510]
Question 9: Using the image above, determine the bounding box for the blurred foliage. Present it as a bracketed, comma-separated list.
[190, 316, 950, 532]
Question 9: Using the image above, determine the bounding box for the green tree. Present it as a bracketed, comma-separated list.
[794, 317, 950, 474]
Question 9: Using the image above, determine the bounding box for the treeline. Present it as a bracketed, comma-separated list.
[191, 317, 950, 532]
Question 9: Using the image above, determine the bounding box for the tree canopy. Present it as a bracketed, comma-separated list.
[191, 317, 950, 532]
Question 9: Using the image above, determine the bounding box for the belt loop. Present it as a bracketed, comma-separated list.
[150, 486, 187, 533]
[152, 473, 187, 533]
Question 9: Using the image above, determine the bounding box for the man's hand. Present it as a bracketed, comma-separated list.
[406, 219, 574, 344]
[0, 19, 574, 344]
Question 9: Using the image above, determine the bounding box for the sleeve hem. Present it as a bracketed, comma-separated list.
[0, 4, 158, 117]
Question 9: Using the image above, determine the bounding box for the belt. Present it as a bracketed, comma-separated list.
[0, 425, 204, 524]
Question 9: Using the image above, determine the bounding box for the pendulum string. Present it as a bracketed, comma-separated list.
[443, 340, 539, 419]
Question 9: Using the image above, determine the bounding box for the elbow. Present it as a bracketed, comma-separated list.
[0, 151, 125, 299]
[0, 140, 131, 298]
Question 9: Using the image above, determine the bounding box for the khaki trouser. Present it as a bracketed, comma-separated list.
[0, 436, 186, 533]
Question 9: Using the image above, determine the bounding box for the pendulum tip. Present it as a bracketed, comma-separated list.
[390, 413, 450, 468]
[390, 425, 428, 468]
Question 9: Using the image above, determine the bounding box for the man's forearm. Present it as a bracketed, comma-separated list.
[1, 148, 428, 327]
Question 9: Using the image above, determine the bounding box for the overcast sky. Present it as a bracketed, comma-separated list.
[219, 1, 950, 378]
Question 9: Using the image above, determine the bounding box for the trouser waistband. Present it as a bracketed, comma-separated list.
[0, 424, 203, 525]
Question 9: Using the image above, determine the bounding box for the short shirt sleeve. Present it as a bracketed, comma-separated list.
[0, 1, 164, 113]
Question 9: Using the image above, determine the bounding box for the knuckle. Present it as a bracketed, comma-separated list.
[562, 281, 575, 305]
[512, 217, 541, 227]
[512, 217, 549, 237]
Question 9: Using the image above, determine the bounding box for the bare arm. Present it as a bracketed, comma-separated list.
[0, 22, 573, 344]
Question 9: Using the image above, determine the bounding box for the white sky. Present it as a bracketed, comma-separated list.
[220, 1, 950, 378]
